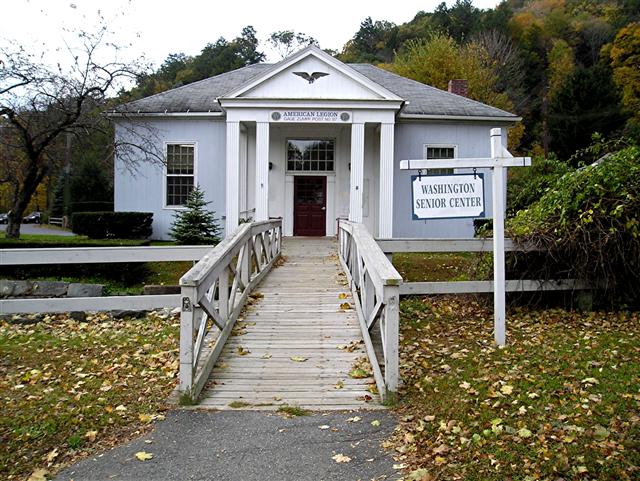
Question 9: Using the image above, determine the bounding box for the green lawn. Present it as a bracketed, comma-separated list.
[393, 296, 640, 480]
[392, 252, 491, 283]
[0, 313, 179, 480]
[0, 233, 149, 246]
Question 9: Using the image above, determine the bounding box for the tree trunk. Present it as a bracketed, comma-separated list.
[5, 162, 49, 239]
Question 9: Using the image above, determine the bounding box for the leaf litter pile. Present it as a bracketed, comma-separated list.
[0, 312, 179, 480]
[390, 296, 639, 481]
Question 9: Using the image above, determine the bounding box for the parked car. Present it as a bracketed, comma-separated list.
[0, 213, 7, 224]
[22, 211, 42, 224]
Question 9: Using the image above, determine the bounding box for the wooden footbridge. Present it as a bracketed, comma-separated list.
[178, 220, 402, 410]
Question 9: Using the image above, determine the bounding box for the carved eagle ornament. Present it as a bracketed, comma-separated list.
[292, 71, 329, 84]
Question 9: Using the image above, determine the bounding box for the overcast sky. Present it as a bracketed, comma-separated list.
[5, 0, 503, 67]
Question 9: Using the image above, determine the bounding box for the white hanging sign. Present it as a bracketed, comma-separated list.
[411, 173, 485, 220]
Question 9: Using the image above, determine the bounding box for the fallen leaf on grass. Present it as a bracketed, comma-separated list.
[138, 413, 152, 423]
[500, 385, 514, 395]
[84, 430, 98, 442]
[332, 453, 351, 463]
[27, 469, 48, 481]
[290, 356, 308, 362]
[393, 463, 407, 469]
[581, 377, 599, 385]
[406, 468, 434, 481]
[135, 451, 154, 461]
[518, 428, 533, 438]
[46, 448, 59, 462]
[434, 456, 447, 465]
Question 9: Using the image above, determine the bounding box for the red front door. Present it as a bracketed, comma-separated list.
[293, 176, 326, 236]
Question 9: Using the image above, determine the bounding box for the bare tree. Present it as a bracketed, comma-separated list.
[0, 24, 156, 238]
[267, 31, 318, 60]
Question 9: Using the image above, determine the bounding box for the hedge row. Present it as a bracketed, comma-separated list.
[71, 212, 153, 239]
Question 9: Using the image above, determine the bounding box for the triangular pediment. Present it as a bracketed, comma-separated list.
[223, 46, 402, 102]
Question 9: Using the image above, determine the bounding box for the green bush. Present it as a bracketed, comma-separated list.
[71, 201, 114, 213]
[507, 154, 572, 216]
[508, 146, 640, 305]
[71, 212, 153, 239]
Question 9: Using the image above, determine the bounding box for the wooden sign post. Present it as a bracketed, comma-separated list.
[400, 128, 531, 346]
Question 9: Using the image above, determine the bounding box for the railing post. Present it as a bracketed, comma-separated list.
[363, 272, 374, 324]
[219, 266, 229, 319]
[383, 285, 399, 401]
[241, 240, 250, 287]
[179, 286, 197, 396]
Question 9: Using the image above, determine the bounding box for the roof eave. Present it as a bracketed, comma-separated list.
[398, 113, 521, 123]
[105, 111, 225, 118]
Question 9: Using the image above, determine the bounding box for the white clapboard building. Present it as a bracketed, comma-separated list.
[111, 46, 519, 240]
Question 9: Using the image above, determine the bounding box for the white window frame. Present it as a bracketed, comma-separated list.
[163, 141, 198, 209]
[285, 138, 337, 174]
[423, 143, 458, 175]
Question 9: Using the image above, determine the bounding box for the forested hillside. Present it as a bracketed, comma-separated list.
[123, 0, 640, 158]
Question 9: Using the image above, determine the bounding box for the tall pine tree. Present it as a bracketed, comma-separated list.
[169, 186, 221, 245]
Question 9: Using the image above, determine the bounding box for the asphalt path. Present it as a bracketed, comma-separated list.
[54, 410, 401, 481]
[0, 224, 76, 236]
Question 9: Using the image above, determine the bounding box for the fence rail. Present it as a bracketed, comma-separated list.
[0, 245, 215, 314]
[338, 220, 402, 402]
[178, 219, 282, 401]
[378, 238, 587, 296]
[0, 245, 211, 266]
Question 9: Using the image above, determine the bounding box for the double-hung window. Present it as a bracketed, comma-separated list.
[424, 144, 456, 175]
[166, 143, 195, 207]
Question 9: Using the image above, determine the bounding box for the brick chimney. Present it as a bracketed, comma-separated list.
[448, 79, 468, 97]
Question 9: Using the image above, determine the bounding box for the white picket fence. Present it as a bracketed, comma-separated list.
[0, 245, 213, 314]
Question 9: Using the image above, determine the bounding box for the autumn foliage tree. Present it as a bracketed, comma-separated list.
[388, 33, 525, 149]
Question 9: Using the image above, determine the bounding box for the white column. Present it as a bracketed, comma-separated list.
[378, 122, 394, 238]
[225, 121, 240, 236]
[349, 123, 365, 223]
[490, 128, 506, 346]
[255, 122, 270, 222]
[239, 126, 248, 218]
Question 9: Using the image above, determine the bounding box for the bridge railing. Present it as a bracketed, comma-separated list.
[178, 219, 282, 401]
[338, 220, 403, 402]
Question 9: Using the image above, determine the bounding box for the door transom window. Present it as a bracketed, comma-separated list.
[287, 139, 335, 172]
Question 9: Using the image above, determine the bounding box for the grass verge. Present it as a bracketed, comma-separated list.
[0, 313, 179, 480]
[390, 296, 639, 481]
[277, 405, 310, 417]
[392, 252, 491, 283]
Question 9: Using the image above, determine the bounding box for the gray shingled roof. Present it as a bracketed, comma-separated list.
[349, 64, 516, 119]
[115, 62, 517, 120]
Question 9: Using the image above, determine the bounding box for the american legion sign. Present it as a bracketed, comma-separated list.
[411, 173, 485, 219]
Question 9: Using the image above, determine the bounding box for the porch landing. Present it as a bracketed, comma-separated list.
[197, 237, 381, 410]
